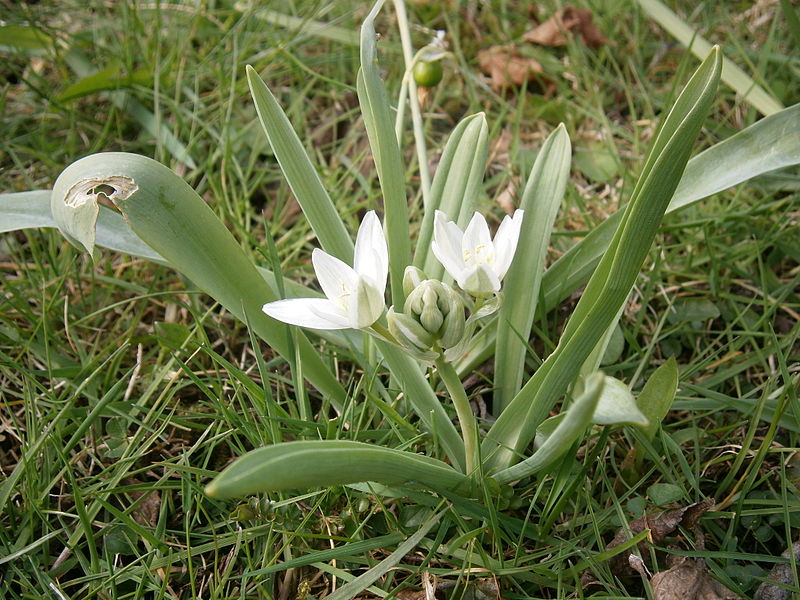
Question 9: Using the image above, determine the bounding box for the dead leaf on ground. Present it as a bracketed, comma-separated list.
[582, 498, 715, 589]
[523, 6, 607, 48]
[754, 541, 800, 600]
[477, 45, 544, 92]
[606, 498, 715, 577]
[652, 557, 741, 600]
[123, 477, 161, 527]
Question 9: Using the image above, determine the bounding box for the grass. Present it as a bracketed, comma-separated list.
[1, 0, 799, 598]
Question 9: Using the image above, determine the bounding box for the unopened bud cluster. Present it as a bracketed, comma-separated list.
[387, 267, 465, 357]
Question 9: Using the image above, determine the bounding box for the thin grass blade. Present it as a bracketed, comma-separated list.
[636, 0, 782, 116]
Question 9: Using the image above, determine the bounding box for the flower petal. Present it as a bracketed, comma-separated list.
[461, 212, 493, 267]
[353, 210, 388, 293]
[431, 211, 466, 280]
[350, 277, 385, 328]
[312, 248, 359, 306]
[459, 264, 501, 295]
[492, 209, 524, 279]
[262, 298, 350, 329]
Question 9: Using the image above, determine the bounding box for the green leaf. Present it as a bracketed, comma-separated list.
[205, 441, 472, 498]
[58, 61, 153, 102]
[246, 65, 353, 262]
[638, 357, 679, 441]
[574, 143, 619, 182]
[483, 48, 722, 472]
[492, 372, 604, 485]
[358, 1, 411, 307]
[668, 298, 721, 323]
[50, 152, 347, 408]
[541, 102, 800, 315]
[0, 25, 53, 54]
[636, 0, 783, 116]
[493, 124, 571, 413]
[416, 113, 489, 278]
[591, 376, 649, 427]
[647, 482, 684, 506]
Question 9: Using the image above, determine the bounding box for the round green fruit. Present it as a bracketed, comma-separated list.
[413, 60, 443, 87]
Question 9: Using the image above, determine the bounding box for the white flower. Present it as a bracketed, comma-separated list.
[431, 210, 524, 295]
[262, 211, 388, 330]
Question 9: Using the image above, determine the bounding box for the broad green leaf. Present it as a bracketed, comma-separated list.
[541, 102, 800, 318]
[492, 372, 604, 484]
[647, 482, 684, 506]
[358, 1, 411, 306]
[574, 143, 618, 182]
[205, 440, 472, 498]
[58, 61, 153, 102]
[0, 25, 53, 54]
[668, 298, 721, 323]
[591, 376, 648, 427]
[416, 113, 489, 279]
[493, 124, 571, 413]
[483, 48, 722, 472]
[246, 65, 353, 262]
[0, 191, 360, 351]
[636, 0, 783, 116]
[50, 152, 346, 406]
[638, 357, 679, 441]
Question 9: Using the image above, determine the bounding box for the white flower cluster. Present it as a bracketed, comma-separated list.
[262, 209, 524, 356]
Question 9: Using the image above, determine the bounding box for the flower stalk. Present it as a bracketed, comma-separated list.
[435, 357, 479, 475]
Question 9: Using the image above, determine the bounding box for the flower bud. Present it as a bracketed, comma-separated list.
[403, 280, 465, 350]
[387, 307, 435, 352]
[402, 266, 427, 297]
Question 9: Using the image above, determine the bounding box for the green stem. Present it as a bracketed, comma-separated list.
[392, 0, 432, 206]
[436, 357, 478, 475]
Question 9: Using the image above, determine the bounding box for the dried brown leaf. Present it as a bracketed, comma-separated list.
[606, 498, 715, 577]
[123, 478, 161, 527]
[754, 541, 800, 600]
[523, 6, 607, 48]
[477, 45, 543, 92]
[652, 557, 741, 600]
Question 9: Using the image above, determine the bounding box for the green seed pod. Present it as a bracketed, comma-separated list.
[413, 60, 443, 87]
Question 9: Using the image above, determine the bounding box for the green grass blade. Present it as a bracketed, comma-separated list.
[482, 48, 722, 473]
[358, 0, 411, 307]
[493, 123, 571, 414]
[416, 113, 489, 278]
[492, 373, 603, 484]
[636, 0, 783, 116]
[50, 152, 347, 406]
[64, 49, 197, 169]
[324, 509, 443, 600]
[246, 65, 354, 262]
[205, 440, 471, 498]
